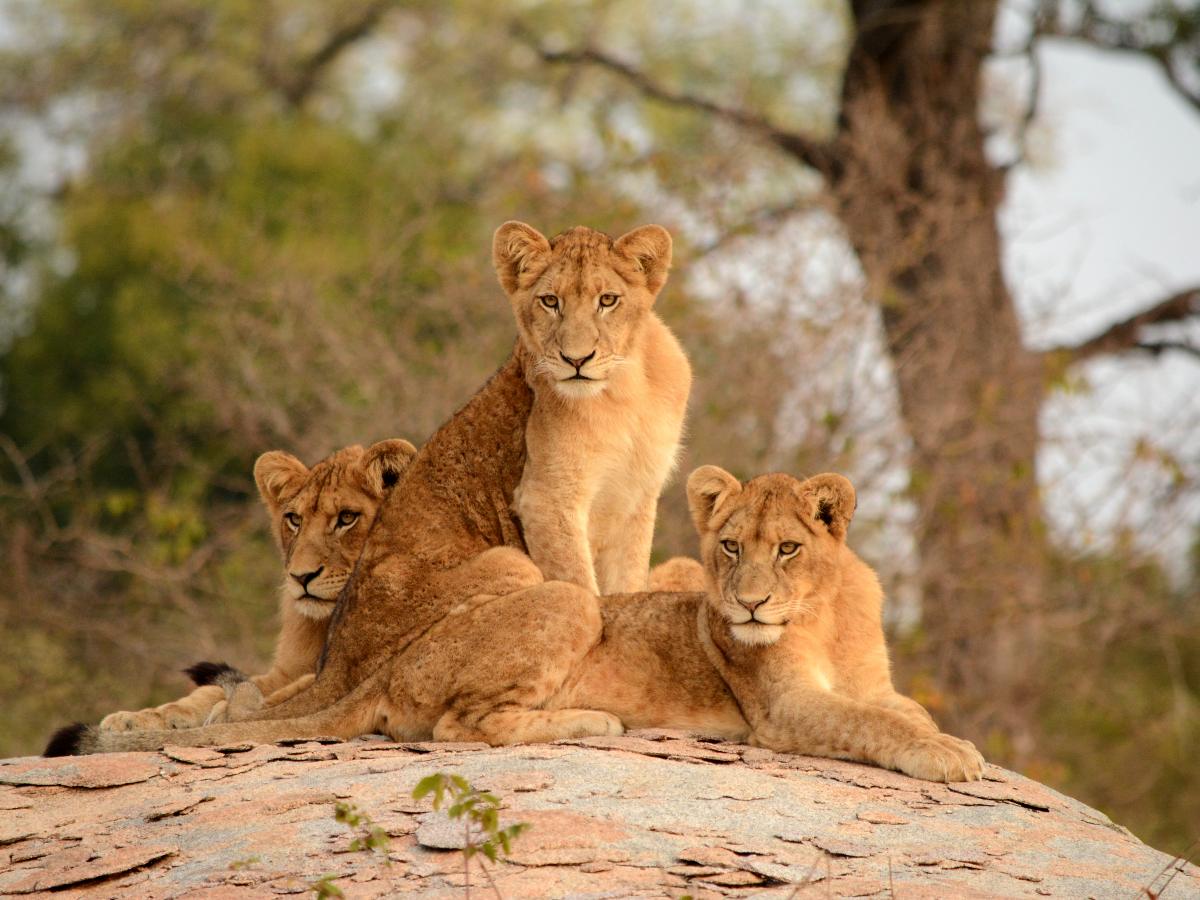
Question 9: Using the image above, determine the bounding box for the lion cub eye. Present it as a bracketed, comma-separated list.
[778, 541, 801, 558]
[337, 510, 360, 528]
[720, 539, 740, 557]
[599, 293, 620, 309]
[538, 294, 560, 311]
[284, 512, 302, 531]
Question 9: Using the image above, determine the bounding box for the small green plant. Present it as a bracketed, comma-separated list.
[309, 801, 391, 897]
[310, 874, 345, 899]
[333, 800, 391, 854]
[412, 772, 530, 899]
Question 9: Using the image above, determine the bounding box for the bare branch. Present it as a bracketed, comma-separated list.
[1133, 340, 1200, 360]
[689, 198, 818, 259]
[269, 1, 396, 108]
[1039, 2, 1200, 117]
[516, 27, 836, 177]
[1051, 286, 1200, 363]
[996, 2, 1053, 172]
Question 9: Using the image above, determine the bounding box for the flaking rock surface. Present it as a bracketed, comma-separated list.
[1, 731, 1195, 898]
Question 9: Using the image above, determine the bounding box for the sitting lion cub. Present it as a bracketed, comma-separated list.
[99, 439, 416, 732]
[495, 221, 691, 594]
[553, 466, 985, 782]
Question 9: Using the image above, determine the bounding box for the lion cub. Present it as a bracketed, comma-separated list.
[98, 439, 415, 732]
[494, 222, 690, 594]
[554, 466, 984, 782]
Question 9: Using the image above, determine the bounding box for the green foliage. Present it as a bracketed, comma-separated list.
[412, 772, 530, 865]
[333, 801, 391, 856]
[1032, 547, 1200, 857]
[310, 874, 345, 899]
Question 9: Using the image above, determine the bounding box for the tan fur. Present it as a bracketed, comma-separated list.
[647, 556, 707, 591]
[97, 440, 415, 732]
[66, 223, 686, 754]
[77, 456, 982, 783]
[678, 467, 982, 781]
[497, 222, 691, 594]
[549, 467, 982, 782]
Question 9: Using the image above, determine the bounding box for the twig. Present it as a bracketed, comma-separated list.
[1039, 1, 1200, 117]
[464, 819, 471, 899]
[477, 855, 504, 900]
[512, 22, 835, 176]
[785, 850, 827, 897]
[1048, 286, 1200, 363]
[1141, 837, 1200, 898]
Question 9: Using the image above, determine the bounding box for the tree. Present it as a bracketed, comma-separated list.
[1, 0, 1195, 776]
[522, 0, 1200, 751]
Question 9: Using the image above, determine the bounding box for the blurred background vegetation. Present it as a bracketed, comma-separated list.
[0, 0, 1197, 854]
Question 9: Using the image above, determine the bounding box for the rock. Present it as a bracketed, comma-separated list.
[0, 731, 1195, 898]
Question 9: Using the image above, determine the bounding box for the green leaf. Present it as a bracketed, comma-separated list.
[480, 808, 498, 833]
[367, 827, 390, 852]
[412, 774, 442, 801]
[311, 875, 345, 899]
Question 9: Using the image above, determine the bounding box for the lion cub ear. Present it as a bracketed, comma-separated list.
[493, 221, 551, 294]
[363, 438, 418, 492]
[799, 473, 856, 541]
[614, 224, 672, 296]
[687, 465, 742, 533]
[254, 451, 309, 512]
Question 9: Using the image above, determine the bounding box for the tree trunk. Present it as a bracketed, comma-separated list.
[833, 0, 1045, 754]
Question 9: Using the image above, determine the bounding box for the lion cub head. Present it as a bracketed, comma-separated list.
[687, 466, 857, 647]
[492, 221, 672, 398]
[254, 439, 417, 620]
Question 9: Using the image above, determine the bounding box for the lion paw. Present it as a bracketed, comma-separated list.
[564, 710, 624, 739]
[224, 681, 265, 720]
[100, 706, 205, 732]
[204, 700, 230, 725]
[895, 733, 985, 782]
[99, 709, 154, 732]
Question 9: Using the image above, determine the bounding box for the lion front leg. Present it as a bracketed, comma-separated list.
[592, 496, 656, 595]
[513, 474, 599, 593]
[100, 685, 226, 732]
[871, 691, 939, 733]
[751, 688, 984, 782]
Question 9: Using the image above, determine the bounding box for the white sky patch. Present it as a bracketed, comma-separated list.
[998, 37, 1200, 569]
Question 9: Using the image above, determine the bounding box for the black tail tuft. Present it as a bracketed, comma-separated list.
[44, 723, 88, 757]
[183, 661, 239, 686]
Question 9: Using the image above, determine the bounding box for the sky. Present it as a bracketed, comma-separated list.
[998, 32, 1200, 566]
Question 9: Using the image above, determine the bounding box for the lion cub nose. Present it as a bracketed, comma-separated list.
[738, 594, 770, 613]
[560, 351, 595, 370]
[292, 567, 324, 587]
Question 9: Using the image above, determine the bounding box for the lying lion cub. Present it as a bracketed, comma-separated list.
[51, 222, 690, 753]
[99, 437, 698, 733]
[553, 465, 985, 782]
[75, 456, 981, 781]
[98, 440, 417, 732]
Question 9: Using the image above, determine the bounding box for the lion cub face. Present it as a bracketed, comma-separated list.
[492, 221, 672, 399]
[254, 439, 417, 620]
[687, 466, 857, 646]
